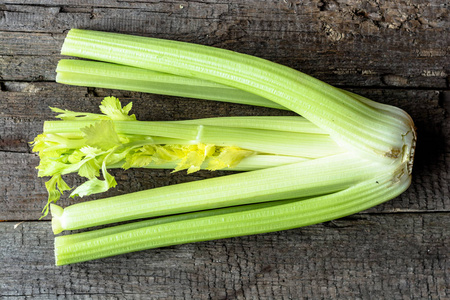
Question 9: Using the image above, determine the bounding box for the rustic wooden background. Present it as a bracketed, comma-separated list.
[1, 0, 449, 299]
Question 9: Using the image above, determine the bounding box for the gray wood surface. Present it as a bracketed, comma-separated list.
[1, 0, 449, 299]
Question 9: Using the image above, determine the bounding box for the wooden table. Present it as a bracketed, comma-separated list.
[1, 1, 448, 299]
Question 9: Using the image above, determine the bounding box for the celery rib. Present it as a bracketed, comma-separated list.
[43, 120, 342, 158]
[54, 166, 410, 265]
[39, 29, 417, 265]
[54, 199, 298, 248]
[61, 29, 415, 162]
[56, 59, 286, 110]
[172, 116, 328, 135]
[109, 154, 307, 172]
[51, 152, 388, 234]
[142, 154, 307, 171]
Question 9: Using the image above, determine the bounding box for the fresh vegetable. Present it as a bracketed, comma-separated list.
[56, 59, 286, 110]
[33, 96, 339, 216]
[35, 29, 415, 265]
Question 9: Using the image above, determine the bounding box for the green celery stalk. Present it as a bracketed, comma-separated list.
[171, 116, 328, 134]
[43, 119, 341, 158]
[51, 152, 389, 234]
[42, 29, 417, 265]
[33, 97, 343, 208]
[56, 59, 286, 110]
[54, 168, 410, 265]
[132, 154, 307, 171]
[60, 29, 415, 164]
[54, 199, 296, 248]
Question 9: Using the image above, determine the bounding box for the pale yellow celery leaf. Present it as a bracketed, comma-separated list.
[68, 150, 85, 164]
[39, 141, 126, 182]
[76, 147, 103, 178]
[174, 150, 204, 174]
[99, 96, 136, 121]
[31, 134, 49, 153]
[70, 143, 129, 197]
[37, 146, 102, 178]
[153, 145, 180, 163]
[106, 148, 133, 166]
[203, 144, 216, 157]
[172, 144, 217, 173]
[32, 134, 69, 158]
[166, 144, 191, 158]
[81, 120, 122, 150]
[171, 144, 200, 173]
[37, 158, 73, 177]
[78, 144, 132, 181]
[41, 174, 71, 217]
[124, 155, 154, 169]
[77, 157, 101, 179]
[125, 144, 213, 173]
[32, 133, 84, 159]
[70, 171, 117, 198]
[123, 145, 157, 169]
[34, 139, 73, 176]
[71, 156, 117, 198]
[80, 146, 103, 156]
[34, 142, 65, 169]
[207, 146, 255, 170]
[78, 146, 101, 156]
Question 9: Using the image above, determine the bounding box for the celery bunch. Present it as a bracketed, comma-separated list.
[33, 96, 339, 215]
[35, 29, 416, 265]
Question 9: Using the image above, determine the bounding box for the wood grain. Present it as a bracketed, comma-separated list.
[0, 0, 448, 298]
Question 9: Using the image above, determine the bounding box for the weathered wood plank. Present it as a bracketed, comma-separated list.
[1, 213, 448, 299]
[2, 0, 448, 34]
[0, 32, 64, 56]
[2, 0, 228, 8]
[0, 3, 229, 34]
[0, 55, 61, 81]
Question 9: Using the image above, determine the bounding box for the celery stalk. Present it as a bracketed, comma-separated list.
[172, 116, 328, 134]
[56, 59, 286, 110]
[54, 168, 410, 265]
[54, 199, 296, 248]
[43, 120, 341, 158]
[33, 97, 342, 208]
[39, 29, 417, 265]
[60, 29, 415, 164]
[133, 154, 307, 171]
[51, 152, 388, 234]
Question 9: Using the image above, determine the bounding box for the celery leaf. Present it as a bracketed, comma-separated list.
[70, 168, 117, 198]
[81, 120, 122, 150]
[99, 96, 136, 121]
[41, 174, 71, 217]
[78, 157, 101, 179]
[50, 107, 106, 121]
[207, 146, 254, 170]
